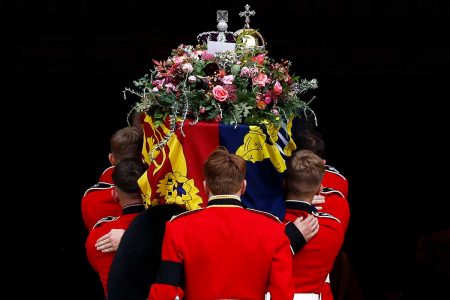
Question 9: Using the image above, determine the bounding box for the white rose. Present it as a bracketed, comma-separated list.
[222, 75, 234, 85]
[188, 75, 197, 83]
[182, 63, 193, 73]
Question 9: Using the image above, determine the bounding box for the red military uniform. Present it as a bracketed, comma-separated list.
[284, 200, 344, 300]
[85, 204, 145, 296]
[322, 165, 348, 198]
[98, 166, 114, 184]
[149, 195, 294, 300]
[81, 182, 122, 230]
[319, 188, 350, 300]
[320, 187, 350, 232]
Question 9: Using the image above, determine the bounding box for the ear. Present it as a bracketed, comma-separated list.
[108, 153, 116, 166]
[240, 179, 247, 195]
[316, 184, 323, 195]
[203, 180, 210, 197]
[322, 159, 326, 165]
[111, 188, 120, 203]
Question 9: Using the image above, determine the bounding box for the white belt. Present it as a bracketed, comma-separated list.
[265, 292, 320, 300]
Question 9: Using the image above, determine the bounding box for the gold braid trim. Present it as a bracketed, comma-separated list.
[208, 195, 241, 201]
[207, 205, 244, 208]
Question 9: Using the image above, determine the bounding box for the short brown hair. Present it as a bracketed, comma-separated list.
[203, 147, 246, 195]
[110, 126, 143, 161]
[286, 150, 325, 195]
[112, 158, 148, 194]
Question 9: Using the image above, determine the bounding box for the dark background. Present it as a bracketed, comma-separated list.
[3, 0, 449, 299]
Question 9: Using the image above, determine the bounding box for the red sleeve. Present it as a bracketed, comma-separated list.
[85, 225, 115, 294]
[267, 227, 294, 300]
[323, 171, 348, 198]
[81, 189, 121, 230]
[323, 194, 350, 232]
[149, 222, 184, 300]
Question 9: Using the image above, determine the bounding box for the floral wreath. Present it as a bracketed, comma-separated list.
[124, 37, 318, 159]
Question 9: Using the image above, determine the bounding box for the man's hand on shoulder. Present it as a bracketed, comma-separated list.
[95, 229, 125, 253]
[294, 215, 319, 242]
[312, 194, 325, 211]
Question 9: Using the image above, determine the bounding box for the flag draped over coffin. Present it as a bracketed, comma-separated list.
[138, 114, 297, 220]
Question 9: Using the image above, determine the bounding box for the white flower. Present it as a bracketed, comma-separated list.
[182, 63, 193, 73]
[164, 83, 177, 93]
[188, 75, 197, 83]
[222, 75, 234, 85]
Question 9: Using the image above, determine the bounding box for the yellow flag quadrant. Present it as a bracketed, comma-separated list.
[138, 115, 202, 210]
[236, 125, 286, 173]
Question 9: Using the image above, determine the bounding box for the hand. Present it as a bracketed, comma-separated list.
[293, 215, 319, 242]
[312, 194, 325, 211]
[95, 229, 125, 253]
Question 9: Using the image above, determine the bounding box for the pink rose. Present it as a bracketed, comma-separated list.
[173, 56, 186, 64]
[222, 75, 234, 85]
[252, 54, 265, 64]
[181, 63, 193, 73]
[252, 73, 268, 87]
[212, 85, 228, 102]
[273, 81, 283, 95]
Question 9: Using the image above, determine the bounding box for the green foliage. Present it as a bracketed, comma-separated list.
[125, 43, 318, 128]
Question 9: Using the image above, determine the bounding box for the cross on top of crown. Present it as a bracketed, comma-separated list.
[217, 10, 228, 22]
[239, 4, 255, 29]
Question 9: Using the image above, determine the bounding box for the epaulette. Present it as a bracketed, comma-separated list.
[321, 187, 345, 198]
[246, 208, 281, 223]
[170, 208, 204, 222]
[92, 216, 119, 229]
[325, 164, 347, 181]
[83, 182, 114, 197]
[312, 211, 341, 223]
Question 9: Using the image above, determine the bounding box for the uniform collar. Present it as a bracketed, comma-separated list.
[207, 195, 244, 208]
[122, 204, 145, 215]
[284, 200, 317, 213]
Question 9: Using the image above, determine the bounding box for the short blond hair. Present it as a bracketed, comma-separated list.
[286, 150, 325, 195]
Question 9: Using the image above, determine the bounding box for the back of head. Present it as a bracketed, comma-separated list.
[286, 150, 325, 197]
[112, 158, 148, 195]
[203, 147, 246, 195]
[294, 130, 325, 158]
[292, 111, 317, 142]
[110, 126, 144, 162]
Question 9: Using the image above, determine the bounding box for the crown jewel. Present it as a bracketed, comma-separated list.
[235, 4, 266, 50]
[197, 9, 236, 45]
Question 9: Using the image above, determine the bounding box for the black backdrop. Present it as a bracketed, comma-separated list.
[3, 1, 449, 299]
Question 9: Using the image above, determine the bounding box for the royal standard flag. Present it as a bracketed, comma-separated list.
[138, 114, 296, 220]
